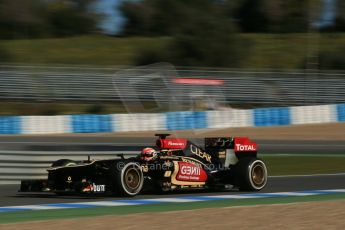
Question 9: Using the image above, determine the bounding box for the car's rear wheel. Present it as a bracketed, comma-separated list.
[235, 158, 267, 191]
[114, 161, 144, 196]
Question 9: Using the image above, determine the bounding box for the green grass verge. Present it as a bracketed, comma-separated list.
[2, 33, 345, 69]
[1, 193, 345, 224]
[239, 33, 345, 69]
[1, 35, 169, 66]
[261, 155, 345, 176]
[0, 102, 129, 116]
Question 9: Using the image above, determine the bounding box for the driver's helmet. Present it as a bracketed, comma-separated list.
[140, 147, 157, 161]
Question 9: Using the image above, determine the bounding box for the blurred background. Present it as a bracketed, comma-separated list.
[0, 0, 345, 115]
[0, 0, 345, 185]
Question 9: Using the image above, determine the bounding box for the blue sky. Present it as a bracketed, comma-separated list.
[93, 0, 125, 34]
[94, 0, 337, 34]
[313, 0, 336, 28]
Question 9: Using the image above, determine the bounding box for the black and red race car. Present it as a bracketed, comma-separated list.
[20, 134, 268, 196]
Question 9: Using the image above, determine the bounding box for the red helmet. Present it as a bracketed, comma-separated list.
[141, 147, 157, 161]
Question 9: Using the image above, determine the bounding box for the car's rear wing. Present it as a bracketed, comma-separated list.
[205, 137, 256, 150]
[154, 134, 258, 167]
[233, 137, 257, 153]
[205, 137, 257, 158]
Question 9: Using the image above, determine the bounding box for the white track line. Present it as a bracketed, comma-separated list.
[269, 172, 345, 178]
[3, 205, 68, 210]
[1, 189, 345, 213]
[144, 198, 199, 203]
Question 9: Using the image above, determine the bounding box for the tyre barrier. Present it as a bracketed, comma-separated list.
[0, 104, 343, 135]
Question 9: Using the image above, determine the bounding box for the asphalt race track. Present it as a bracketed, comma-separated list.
[0, 136, 344, 207]
[0, 136, 345, 154]
[1, 174, 345, 207]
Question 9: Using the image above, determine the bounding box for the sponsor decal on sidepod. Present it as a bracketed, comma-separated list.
[83, 183, 106, 192]
[190, 144, 212, 163]
[176, 162, 207, 182]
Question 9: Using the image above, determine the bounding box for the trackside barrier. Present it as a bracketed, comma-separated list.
[21, 115, 71, 134]
[254, 107, 291, 127]
[166, 111, 207, 130]
[0, 151, 138, 184]
[337, 104, 345, 122]
[71, 115, 113, 133]
[0, 103, 344, 135]
[113, 113, 165, 132]
[2, 65, 345, 106]
[0, 117, 21, 134]
[291, 104, 337, 125]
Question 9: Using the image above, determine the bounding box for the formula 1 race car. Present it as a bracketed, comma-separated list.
[20, 134, 268, 196]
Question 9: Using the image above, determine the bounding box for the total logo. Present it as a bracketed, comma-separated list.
[234, 137, 257, 152]
[83, 183, 105, 193]
[235, 144, 256, 151]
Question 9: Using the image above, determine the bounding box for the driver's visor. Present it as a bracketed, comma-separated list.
[142, 152, 155, 157]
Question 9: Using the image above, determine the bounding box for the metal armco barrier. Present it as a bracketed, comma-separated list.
[0, 151, 138, 184]
[1, 64, 345, 106]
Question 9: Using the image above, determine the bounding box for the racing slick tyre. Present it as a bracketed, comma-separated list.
[51, 159, 77, 167]
[235, 157, 267, 191]
[114, 161, 144, 197]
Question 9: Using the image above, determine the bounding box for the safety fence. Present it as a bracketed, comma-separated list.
[0, 103, 344, 135]
[0, 151, 138, 184]
[1, 64, 345, 106]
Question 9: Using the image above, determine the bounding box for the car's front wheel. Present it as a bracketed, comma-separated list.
[114, 161, 144, 196]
